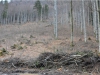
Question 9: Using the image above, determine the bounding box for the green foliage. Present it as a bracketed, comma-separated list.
[0, 48, 8, 56]
[34, 0, 42, 19]
[18, 46, 23, 50]
[42, 4, 49, 20]
[2, 48, 6, 52]
[70, 43, 74, 47]
[2, 0, 8, 19]
[0, 51, 3, 56]
[75, 51, 85, 55]
[75, 51, 93, 56]
[4, 0, 8, 9]
[2, 10, 7, 19]
[44, 4, 49, 19]
[11, 44, 17, 49]
[34, 0, 49, 20]
[11, 44, 23, 50]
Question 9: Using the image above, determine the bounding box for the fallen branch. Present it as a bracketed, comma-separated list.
[12, 63, 17, 68]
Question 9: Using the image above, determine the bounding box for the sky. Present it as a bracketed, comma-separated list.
[0, 0, 11, 2]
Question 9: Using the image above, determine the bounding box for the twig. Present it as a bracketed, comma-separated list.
[71, 55, 81, 57]
[74, 59, 78, 66]
[12, 63, 17, 68]
[44, 54, 52, 61]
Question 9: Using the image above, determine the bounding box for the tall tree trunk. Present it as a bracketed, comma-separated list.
[80, 8, 83, 33]
[96, 0, 100, 52]
[92, 1, 97, 34]
[66, 5, 68, 26]
[61, 16, 63, 25]
[54, 0, 58, 38]
[13, 14, 15, 24]
[88, 6, 90, 26]
[17, 13, 20, 24]
[93, 1, 98, 40]
[82, 0, 87, 42]
[41, 6, 42, 21]
[71, 0, 73, 46]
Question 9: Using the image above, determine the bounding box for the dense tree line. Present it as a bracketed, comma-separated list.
[0, 0, 49, 25]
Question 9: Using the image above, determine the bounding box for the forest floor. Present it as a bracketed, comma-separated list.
[0, 21, 99, 75]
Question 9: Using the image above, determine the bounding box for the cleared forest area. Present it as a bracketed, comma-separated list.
[0, 0, 100, 75]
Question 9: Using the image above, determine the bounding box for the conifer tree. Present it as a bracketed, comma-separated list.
[45, 4, 49, 19]
[34, 0, 42, 20]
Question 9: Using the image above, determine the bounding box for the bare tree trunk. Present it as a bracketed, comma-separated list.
[61, 16, 63, 25]
[82, 0, 87, 42]
[93, 1, 98, 40]
[41, 6, 43, 21]
[88, 6, 90, 26]
[71, 0, 73, 46]
[96, 2, 99, 41]
[53, 12, 55, 35]
[23, 12, 25, 23]
[96, 0, 100, 52]
[92, 1, 97, 34]
[80, 8, 83, 33]
[5, 17, 7, 25]
[20, 12, 23, 24]
[54, 0, 58, 38]
[66, 5, 68, 26]
[17, 13, 20, 24]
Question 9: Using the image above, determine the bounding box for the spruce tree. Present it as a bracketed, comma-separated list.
[2, 0, 8, 19]
[34, 0, 42, 20]
[45, 4, 49, 19]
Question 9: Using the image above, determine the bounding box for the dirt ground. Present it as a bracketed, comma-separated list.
[0, 21, 99, 75]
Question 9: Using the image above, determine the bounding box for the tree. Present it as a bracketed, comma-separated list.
[93, 1, 98, 40]
[82, 0, 87, 42]
[96, 0, 100, 52]
[1, 0, 8, 25]
[34, 0, 42, 20]
[41, 5, 42, 21]
[0, 0, 3, 4]
[2, 0, 8, 19]
[54, 0, 58, 38]
[42, 6, 45, 20]
[70, 0, 73, 46]
[80, 8, 83, 33]
[45, 4, 49, 19]
[92, 1, 96, 33]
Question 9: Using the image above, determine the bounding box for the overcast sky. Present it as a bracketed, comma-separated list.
[0, 0, 11, 2]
